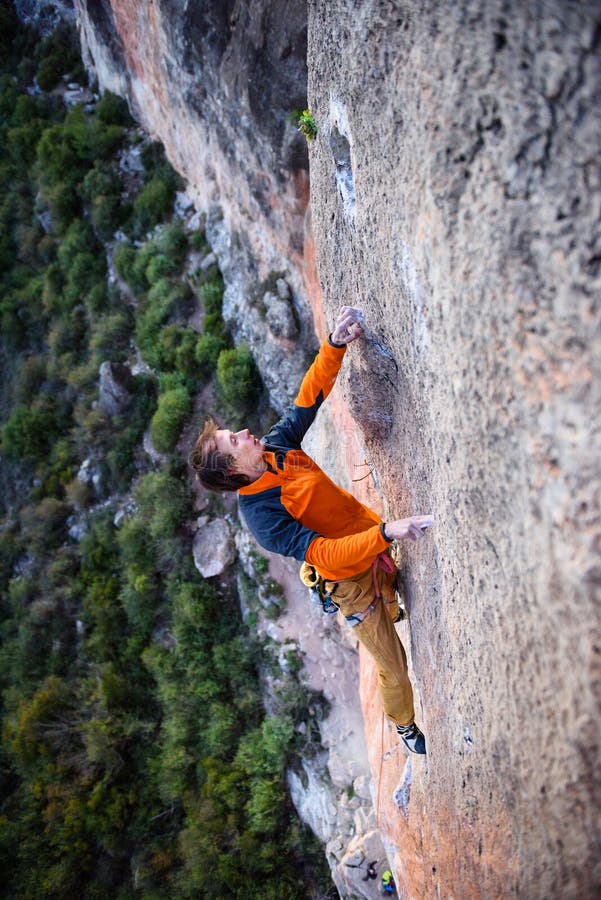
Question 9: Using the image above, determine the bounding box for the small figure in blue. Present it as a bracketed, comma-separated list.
[382, 869, 396, 894]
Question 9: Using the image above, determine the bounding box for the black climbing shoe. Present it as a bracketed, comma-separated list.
[396, 722, 426, 755]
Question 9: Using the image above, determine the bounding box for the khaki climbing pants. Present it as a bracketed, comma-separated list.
[324, 561, 415, 728]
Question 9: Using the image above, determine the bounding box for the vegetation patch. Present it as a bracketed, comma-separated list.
[0, 10, 329, 899]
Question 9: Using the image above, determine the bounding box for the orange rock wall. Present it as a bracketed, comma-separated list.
[307, 1, 601, 897]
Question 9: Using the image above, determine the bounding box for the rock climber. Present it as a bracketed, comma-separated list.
[365, 860, 379, 881]
[382, 869, 396, 894]
[189, 305, 432, 754]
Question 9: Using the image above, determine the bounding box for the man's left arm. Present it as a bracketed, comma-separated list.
[305, 515, 433, 581]
[305, 526, 389, 581]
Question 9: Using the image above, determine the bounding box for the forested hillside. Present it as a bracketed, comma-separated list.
[0, 6, 329, 897]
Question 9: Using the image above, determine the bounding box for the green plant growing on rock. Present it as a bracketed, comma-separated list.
[95, 90, 133, 127]
[150, 385, 192, 454]
[296, 108, 317, 141]
[195, 332, 227, 381]
[217, 345, 262, 409]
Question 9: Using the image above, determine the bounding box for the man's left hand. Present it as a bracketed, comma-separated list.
[331, 305, 365, 345]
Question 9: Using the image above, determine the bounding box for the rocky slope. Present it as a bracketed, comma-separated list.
[62, 0, 601, 896]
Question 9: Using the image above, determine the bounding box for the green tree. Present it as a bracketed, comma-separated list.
[95, 90, 133, 127]
[1, 400, 61, 462]
[150, 386, 192, 453]
[217, 344, 263, 420]
[131, 175, 174, 236]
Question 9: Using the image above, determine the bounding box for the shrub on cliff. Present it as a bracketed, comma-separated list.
[82, 163, 125, 240]
[132, 469, 190, 546]
[37, 107, 125, 192]
[40, 179, 81, 234]
[195, 332, 227, 381]
[34, 25, 81, 91]
[136, 279, 192, 369]
[56, 217, 97, 269]
[145, 252, 177, 285]
[20, 497, 70, 552]
[35, 54, 64, 92]
[89, 309, 132, 361]
[115, 234, 185, 296]
[200, 276, 224, 317]
[150, 386, 192, 454]
[154, 222, 187, 263]
[103, 375, 157, 491]
[1, 399, 62, 462]
[95, 90, 133, 127]
[217, 345, 262, 413]
[198, 275, 228, 341]
[154, 325, 198, 380]
[131, 175, 175, 237]
[113, 241, 137, 286]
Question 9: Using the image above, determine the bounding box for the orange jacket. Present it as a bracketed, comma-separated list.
[238, 337, 390, 580]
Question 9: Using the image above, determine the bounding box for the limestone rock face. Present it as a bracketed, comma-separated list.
[192, 516, 236, 578]
[307, 1, 601, 897]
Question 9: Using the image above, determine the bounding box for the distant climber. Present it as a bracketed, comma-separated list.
[344, 857, 379, 879]
[382, 869, 396, 894]
[190, 306, 432, 754]
[364, 860, 379, 881]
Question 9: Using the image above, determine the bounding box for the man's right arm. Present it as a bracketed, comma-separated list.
[263, 338, 346, 449]
[264, 306, 364, 450]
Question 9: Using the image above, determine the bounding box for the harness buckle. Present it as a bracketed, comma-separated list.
[345, 599, 378, 627]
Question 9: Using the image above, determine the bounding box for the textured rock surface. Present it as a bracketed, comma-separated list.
[97, 360, 131, 416]
[14, 0, 75, 33]
[307, 1, 601, 897]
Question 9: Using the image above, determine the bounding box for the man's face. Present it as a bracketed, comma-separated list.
[214, 428, 265, 475]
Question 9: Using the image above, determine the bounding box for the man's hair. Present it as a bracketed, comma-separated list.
[188, 417, 251, 493]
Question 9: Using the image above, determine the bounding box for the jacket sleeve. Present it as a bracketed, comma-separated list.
[262, 338, 346, 450]
[239, 489, 320, 561]
[305, 527, 390, 581]
[239, 490, 389, 581]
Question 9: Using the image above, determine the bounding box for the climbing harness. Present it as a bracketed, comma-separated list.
[345, 598, 379, 627]
[299, 562, 340, 614]
[300, 549, 400, 621]
[345, 550, 398, 626]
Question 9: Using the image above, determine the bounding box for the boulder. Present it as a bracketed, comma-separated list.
[98, 361, 132, 416]
[77, 458, 101, 490]
[192, 517, 236, 577]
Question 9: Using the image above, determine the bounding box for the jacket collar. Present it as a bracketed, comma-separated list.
[238, 451, 280, 495]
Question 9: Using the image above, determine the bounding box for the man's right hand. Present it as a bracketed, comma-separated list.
[331, 305, 365, 345]
[384, 515, 434, 542]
